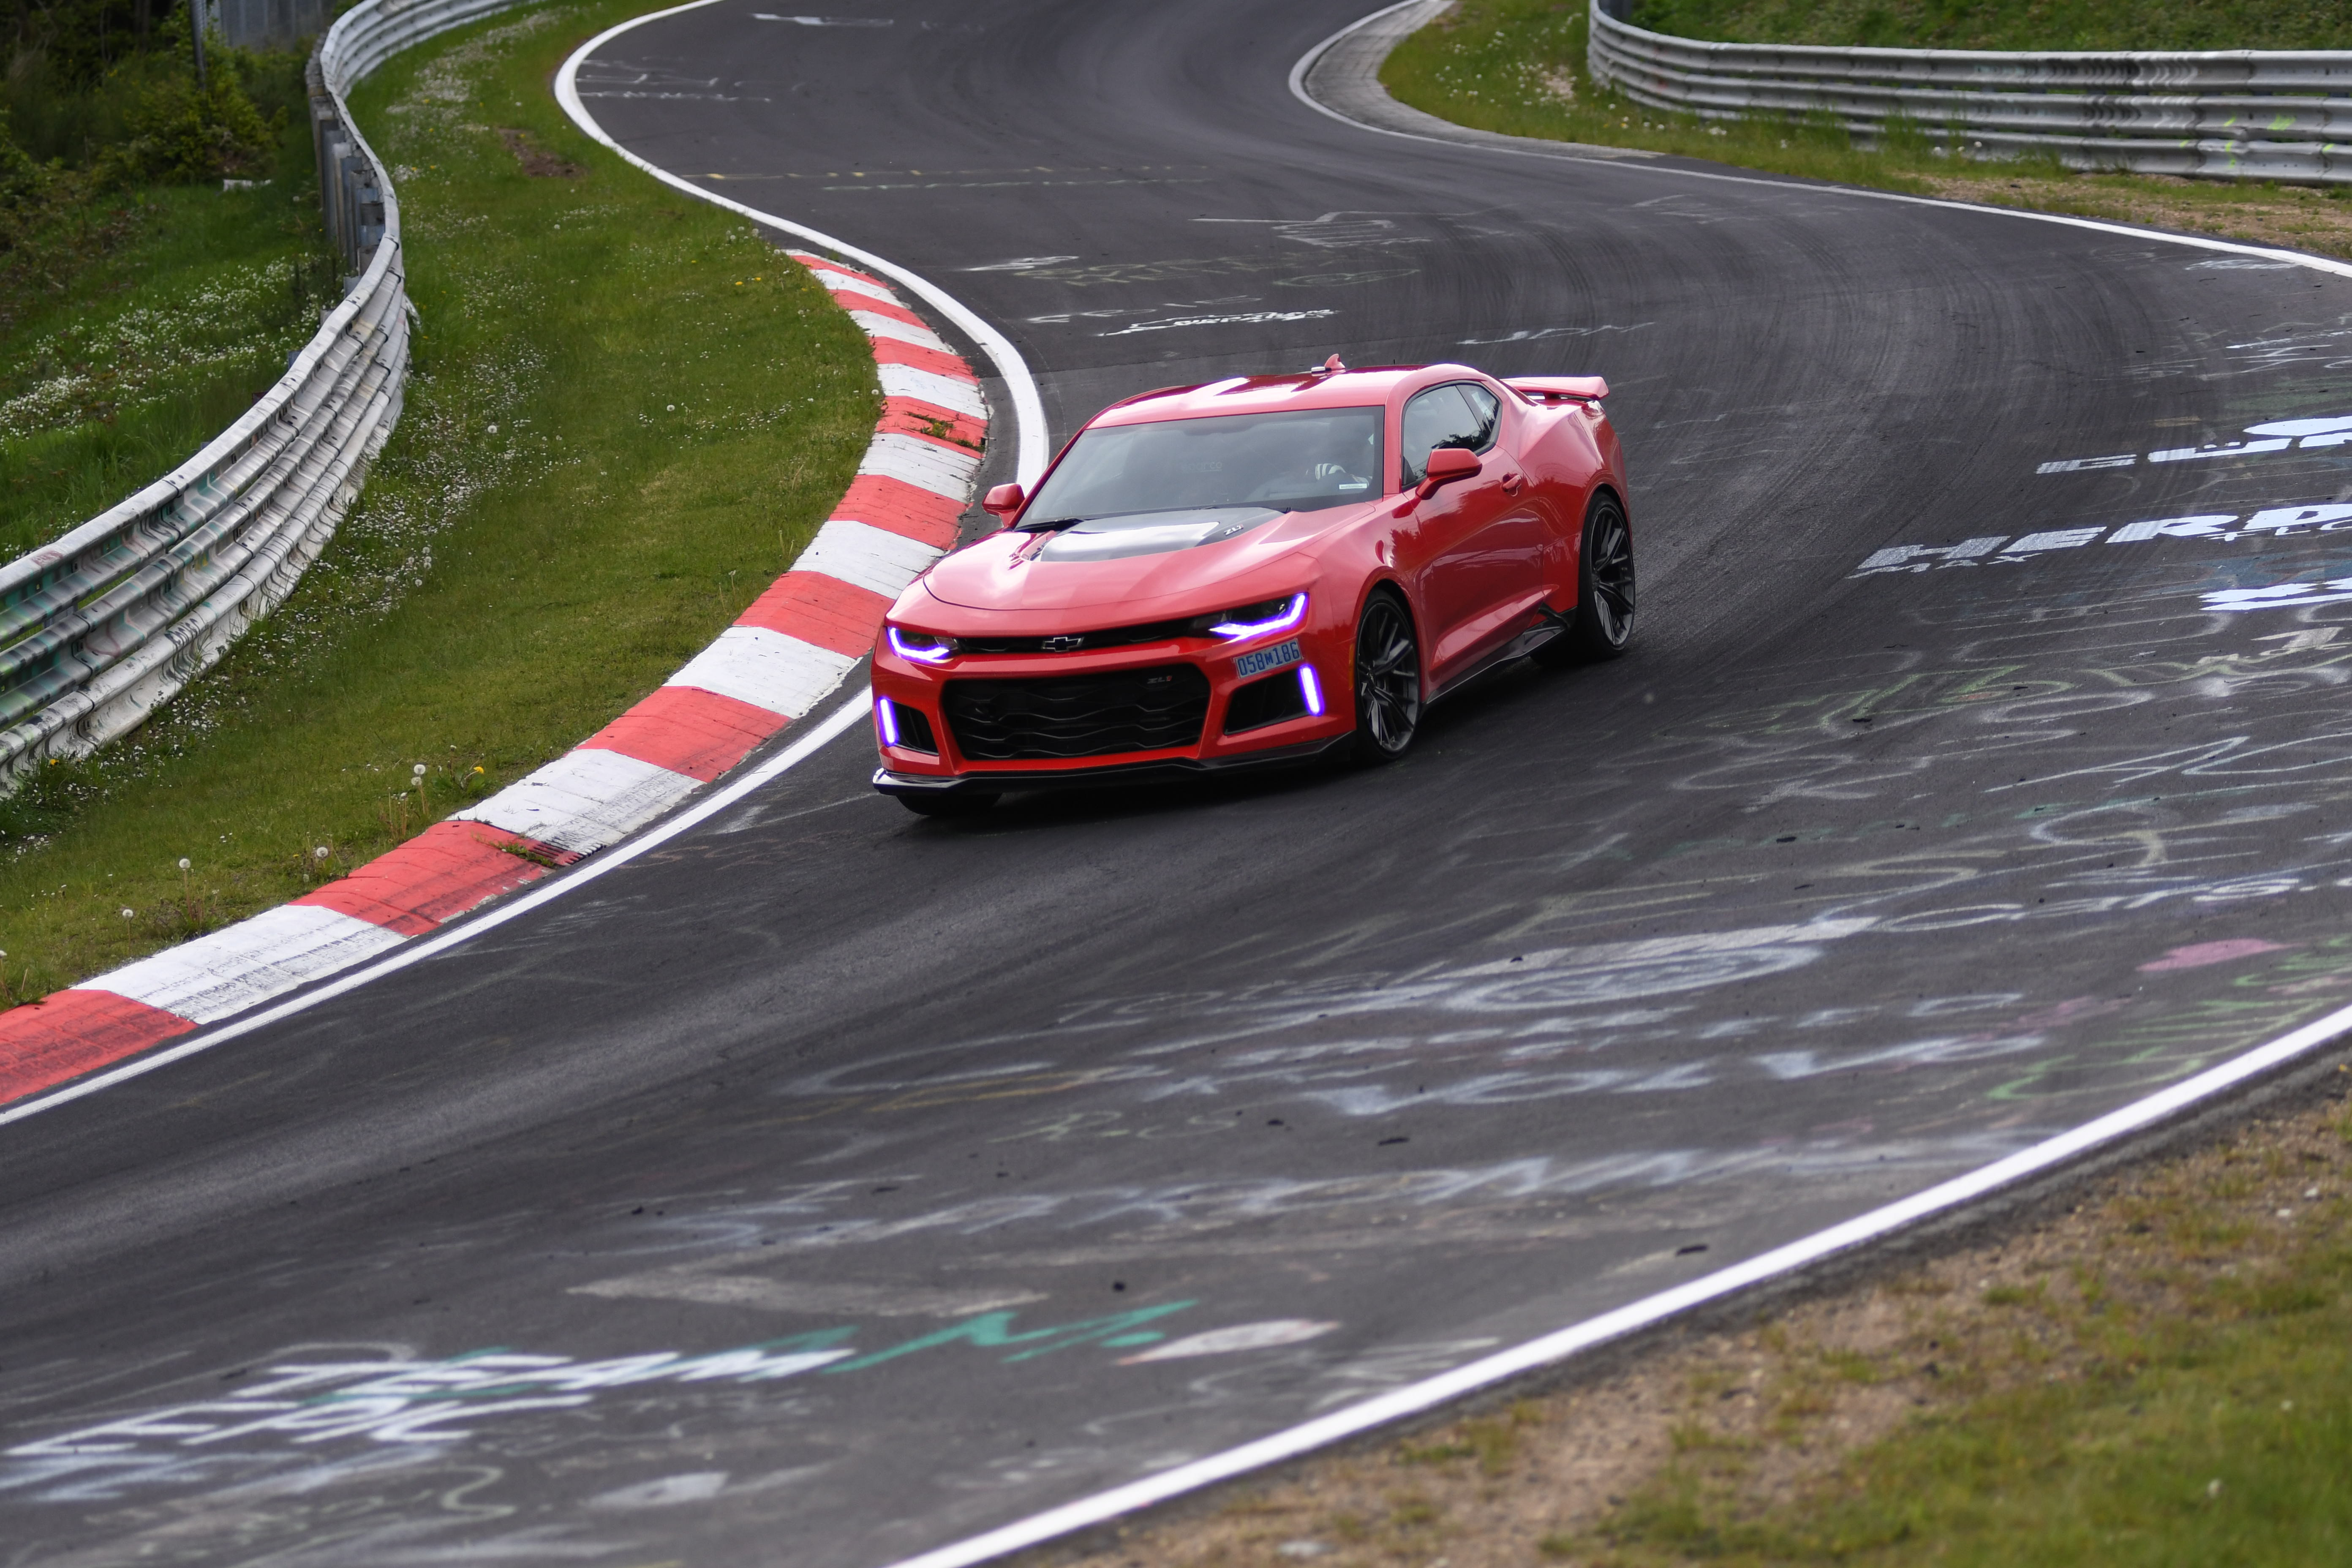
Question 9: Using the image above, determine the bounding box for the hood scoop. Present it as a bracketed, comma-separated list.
[1030, 506, 1281, 564]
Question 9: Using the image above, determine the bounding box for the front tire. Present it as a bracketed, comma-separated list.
[1349, 590, 1422, 763]
[1535, 492, 1636, 667]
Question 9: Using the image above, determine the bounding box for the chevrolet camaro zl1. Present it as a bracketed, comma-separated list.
[870, 359, 1633, 816]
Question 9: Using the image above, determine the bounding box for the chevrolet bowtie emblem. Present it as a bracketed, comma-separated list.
[1042, 634, 1085, 651]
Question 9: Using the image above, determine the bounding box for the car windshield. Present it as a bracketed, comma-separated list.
[1024, 406, 1384, 524]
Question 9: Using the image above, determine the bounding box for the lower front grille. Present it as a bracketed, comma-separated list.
[944, 665, 1210, 761]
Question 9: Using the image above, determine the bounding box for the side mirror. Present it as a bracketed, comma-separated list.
[1416, 446, 1481, 498]
[982, 483, 1025, 525]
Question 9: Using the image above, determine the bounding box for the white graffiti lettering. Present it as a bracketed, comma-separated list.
[1851, 500, 2352, 577]
[2036, 410, 2352, 473]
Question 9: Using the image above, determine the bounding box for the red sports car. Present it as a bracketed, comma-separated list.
[869, 359, 1634, 815]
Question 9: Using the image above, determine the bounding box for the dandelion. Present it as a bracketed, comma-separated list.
[315, 845, 331, 860]
[178, 858, 191, 871]
[487, 422, 499, 434]
[120, 907, 135, 918]
[413, 764, 428, 779]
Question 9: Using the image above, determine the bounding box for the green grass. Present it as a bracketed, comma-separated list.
[1561, 1113, 2352, 1565]
[0, 0, 877, 1007]
[0, 76, 340, 559]
[1628, 0, 2352, 52]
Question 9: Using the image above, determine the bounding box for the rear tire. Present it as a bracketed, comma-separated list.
[896, 791, 999, 818]
[1534, 492, 1636, 667]
[1349, 590, 1422, 764]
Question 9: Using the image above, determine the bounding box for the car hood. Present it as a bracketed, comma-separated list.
[916, 501, 1371, 621]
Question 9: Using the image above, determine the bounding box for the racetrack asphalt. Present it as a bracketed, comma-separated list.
[8, 2, 2352, 1563]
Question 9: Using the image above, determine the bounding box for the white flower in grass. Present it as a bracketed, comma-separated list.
[413, 764, 428, 779]
[120, 908, 135, 919]
[486, 423, 498, 434]
[315, 846, 331, 860]
[178, 858, 191, 871]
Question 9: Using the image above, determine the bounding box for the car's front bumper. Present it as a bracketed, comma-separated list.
[868, 623, 1357, 796]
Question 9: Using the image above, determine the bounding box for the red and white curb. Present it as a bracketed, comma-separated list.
[0, 250, 986, 1108]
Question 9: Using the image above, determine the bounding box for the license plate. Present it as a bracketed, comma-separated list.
[1233, 637, 1302, 680]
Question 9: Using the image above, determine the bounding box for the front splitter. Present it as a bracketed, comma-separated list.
[873, 734, 1352, 797]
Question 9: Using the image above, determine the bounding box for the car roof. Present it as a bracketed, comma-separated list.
[1089, 365, 1479, 427]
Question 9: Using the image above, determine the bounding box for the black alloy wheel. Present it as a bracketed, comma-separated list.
[1350, 590, 1422, 763]
[1535, 492, 1636, 667]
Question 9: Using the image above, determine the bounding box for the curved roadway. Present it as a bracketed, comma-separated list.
[9, 2, 2352, 1564]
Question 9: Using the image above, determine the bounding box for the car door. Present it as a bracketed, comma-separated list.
[1399, 382, 1535, 678]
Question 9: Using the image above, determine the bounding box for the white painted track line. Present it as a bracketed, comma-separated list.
[553, 0, 1053, 483]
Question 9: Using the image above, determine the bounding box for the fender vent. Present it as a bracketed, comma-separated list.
[1222, 670, 1309, 734]
[889, 701, 939, 755]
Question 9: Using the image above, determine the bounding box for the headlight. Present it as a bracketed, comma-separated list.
[1204, 592, 1307, 641]
[887, 625, 958, 663]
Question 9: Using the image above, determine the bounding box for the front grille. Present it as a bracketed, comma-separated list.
[944, 665, 1210, 760]
[956, 615, 1201, 656]
[1222, 670, 1309, 734]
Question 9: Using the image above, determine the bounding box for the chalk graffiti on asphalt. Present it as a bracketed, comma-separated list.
[2203, 575, 2352, 611]
[0, 1304, 1198, 1500]
[2035, 410, 2352, 473]
[1847, 502, 2352, 576]
[612, 1133, 2044, 1261]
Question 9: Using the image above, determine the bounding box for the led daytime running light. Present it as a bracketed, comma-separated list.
[1298, 664, 1324, 716]
[1209, 592, 1307, 641]
[887, 625, 956, 663]
[874, 696, 901, 746]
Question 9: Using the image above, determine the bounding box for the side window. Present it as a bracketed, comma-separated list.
[1400, 384, 1498, 484]
[1457, 384, 1500, 450]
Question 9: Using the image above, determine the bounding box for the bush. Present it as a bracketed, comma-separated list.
[93, 54, 278, 185]
[0, 105, 52, 208]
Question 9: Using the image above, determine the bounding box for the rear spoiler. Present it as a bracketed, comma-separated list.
[1504, 375, 1608, 403]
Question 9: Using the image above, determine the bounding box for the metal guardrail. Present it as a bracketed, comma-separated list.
[1587, 0, 2352, 182]
[0, 0, 526, 791]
